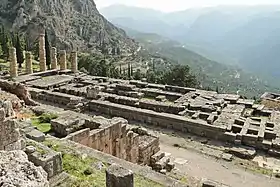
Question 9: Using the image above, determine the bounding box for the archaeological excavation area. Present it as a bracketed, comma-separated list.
[1, 37, 280, 187]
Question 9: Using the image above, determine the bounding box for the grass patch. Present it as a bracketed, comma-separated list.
[31, 113, 58, 133]
[31, 118, 51, 133]
[135, 175, 164, 187]
[26, 141, 48, 156]
[234, 159, 273, 176]
[44, 139, 164, 187]
[62, 154, 106, 187]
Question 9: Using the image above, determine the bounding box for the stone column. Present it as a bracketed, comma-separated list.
[25, 52, 33, 74]
[51, 47, 58, 70]
[70, 51, 78, 72]
[39, 34, 47, 72]
[9, 47, 18, 77]
[59, 50, 67, 70]
[106, 164, 134, 187]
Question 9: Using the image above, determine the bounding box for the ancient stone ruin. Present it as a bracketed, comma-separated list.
[3, 37, 280, 186]
[0, 97, 49, 186]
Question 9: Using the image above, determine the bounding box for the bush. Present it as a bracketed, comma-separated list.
[38, 113, 58, 123]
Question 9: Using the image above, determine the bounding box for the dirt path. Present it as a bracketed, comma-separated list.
[159, 133, 280, 187]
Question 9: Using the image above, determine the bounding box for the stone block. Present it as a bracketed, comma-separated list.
[26, 140, 63, 179]
[106, 164, 134, 187]
[26, 129, 46, 142]
[0, 150, 49, 187]
[166, 162, 175, 172]
[225, 146, 256, 159]
[154, 156, 170, 171]
[221, 153, 233, 162]
[202, 179, 219, 187]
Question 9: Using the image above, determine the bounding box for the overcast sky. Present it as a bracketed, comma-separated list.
[95, 0, 280, 12]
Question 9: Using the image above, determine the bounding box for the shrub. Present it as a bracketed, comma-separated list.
[38, 113, 58, 123]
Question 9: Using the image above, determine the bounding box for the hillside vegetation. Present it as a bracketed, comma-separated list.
[129, 32, 280, 98]
[101, 5, 280, 82]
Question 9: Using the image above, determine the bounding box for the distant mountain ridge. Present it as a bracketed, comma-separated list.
[120, 28, 280, 98]
[100, 4, 280, 81]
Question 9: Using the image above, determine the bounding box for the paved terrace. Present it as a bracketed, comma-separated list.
[13, 71, 280, 158]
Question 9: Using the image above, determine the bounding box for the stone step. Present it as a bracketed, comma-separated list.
[49, 172, 71, 187]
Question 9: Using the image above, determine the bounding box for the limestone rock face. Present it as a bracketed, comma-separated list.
[0, 0, 137, 52]
[0, 150, 49, 187]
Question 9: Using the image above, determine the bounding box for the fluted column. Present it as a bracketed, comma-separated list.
[59, 50, 67, 70]
[25, 52, 33, 74]
[39, 34, 46, 72]
[70, 51, 78, 73]
[51, 47, 58, 70]
[9, 47, 18, 77]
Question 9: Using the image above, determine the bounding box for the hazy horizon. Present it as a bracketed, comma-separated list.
[95, 0, 280, 12]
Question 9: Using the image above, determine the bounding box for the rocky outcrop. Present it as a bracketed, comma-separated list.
[0, 0, 137, 53]
[0, 150, 49, 187]
[0, 79, 37, 106]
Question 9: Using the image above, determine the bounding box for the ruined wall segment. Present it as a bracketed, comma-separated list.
[0, 101, 23, 151]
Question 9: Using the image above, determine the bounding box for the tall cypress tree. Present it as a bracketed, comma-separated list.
[127, 61, 131, 78]
[130, 64, 133, 77]
[119, 64, 122, 75]
[15, 34, 24, 68]
[45, 30, 51, 69]
[0, 27, 10, 60]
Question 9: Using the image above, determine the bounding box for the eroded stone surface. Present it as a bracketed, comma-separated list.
[106, 164, 134, 187]
[0, 150, 49, 187]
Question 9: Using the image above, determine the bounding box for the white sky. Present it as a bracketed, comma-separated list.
[95, 0, 280, 12]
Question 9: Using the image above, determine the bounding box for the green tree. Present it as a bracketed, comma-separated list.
[162, 65, 197, 87]
[111, 48, 116, 55]
[116, 47, 121, 55]
[130, 63, 133, 77]
[78, 54, 119, 78]
[119, 64, 122, 75]
[127, 61, 131, 78]
[15, 34, 24, 68]
[45, 30, 51, 69]
[146, 70, 156, 83]
[216, 86, 219, 93]
[0, 26, 10, 60]
[134, 69, 141, 80]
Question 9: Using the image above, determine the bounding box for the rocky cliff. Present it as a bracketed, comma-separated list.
[0, 0, 137, 52]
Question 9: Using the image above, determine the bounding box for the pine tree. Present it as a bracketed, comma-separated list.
[111, 48, 116, 55]
[45, 30, 51, 69]
[116, 47, 121, 55]
[119, 64, 122, 75]
[0, 27, 10, 60]
[127, 61, 131, 78]
[134, 69, 141, 80]
[15, 34, 24, 68]
[130, 64, 133, 77]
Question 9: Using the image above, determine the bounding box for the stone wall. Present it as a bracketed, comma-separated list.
[0, 101, 24, 151]
[89, 100, 226, 140]
[26, 140, 63, 179]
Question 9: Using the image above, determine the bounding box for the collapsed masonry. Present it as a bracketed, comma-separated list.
[6, 35, 280, 186]
[0, 98, 50, 186]
[20, 72, 280, 158]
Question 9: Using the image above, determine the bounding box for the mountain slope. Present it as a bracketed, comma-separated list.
[128, 31, 280, 98]
[0, 0, 137, 52]
[100, 5, 280, 80]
